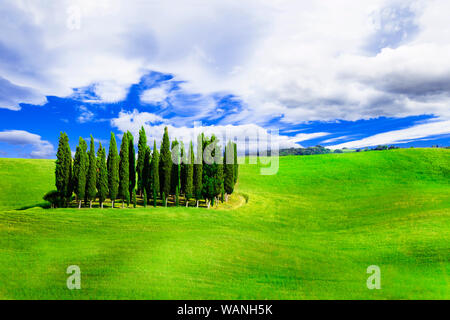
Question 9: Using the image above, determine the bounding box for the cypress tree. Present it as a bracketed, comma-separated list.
[107, 132, 119, 208]
[132, 188, 137, 208]
[151, 140, 160, 200]
[128, 131, 136, 199]
[86, 136, 97, 208]
[216, 148, 224, 206]
[194, 134, 203, 207]
[73, 137, 88, 209]
[119, 133, 130, 208]
[143, 189, 147, 208]
[136, 126, 147, 196]
[55, 132, 72, 207]
[233, 142, 238, 184]
[184, 141, 194, 207]
[180, 142, 186, 195]
[171, 139, 180, 195]
[159, 127, 172, 206]
[224, 141, 235, 201]
[202, 135, 219, 208]
[97, 143, 108, 208]
[142, 146, 151, 202]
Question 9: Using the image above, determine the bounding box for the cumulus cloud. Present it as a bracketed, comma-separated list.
[0, 130, 55, 158]
[329, 119, 450, 149]
[110, 109, 328, 153]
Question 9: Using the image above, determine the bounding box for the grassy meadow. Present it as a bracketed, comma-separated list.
[0, 148, 449, 299]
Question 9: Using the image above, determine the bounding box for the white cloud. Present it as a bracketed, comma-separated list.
[0, 130, 55, 158]
[140, 83, 170, 104]
[329, 119, 450, 149]
[110, 109, 311, 152]
[289, 132, 330, 143]
[77, 105, 94, 123]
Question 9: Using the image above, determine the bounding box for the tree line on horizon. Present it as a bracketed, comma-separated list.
[45, 127, 238, 209]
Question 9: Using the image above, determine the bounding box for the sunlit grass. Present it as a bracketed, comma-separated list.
[0, 148, 449, 299]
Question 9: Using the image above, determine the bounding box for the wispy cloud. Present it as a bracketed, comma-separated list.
[329, 119, 450, 149]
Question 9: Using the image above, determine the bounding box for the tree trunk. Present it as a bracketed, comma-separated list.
[78, 200, 82, 209]
[111, 200, 114, 208]
[186, 199, 189, 207]
[89, 200, 92, 208]
[207, 200, 210, 209]
[101, 202, 103, 209]
[196, 200, 199, 208]
[165, 198, 168, 207]
[122, 200, 124, 208]
[225, 193, 228, 202]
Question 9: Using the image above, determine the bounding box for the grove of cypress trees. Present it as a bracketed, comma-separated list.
[55, 132, 72, 207]
[136, 126, 147, 196]
[73, 137, 88, 209]
[107, 132, 119, 208]
[97, 143, 108, 208]
[159, 127, 172, 206]
[224, 141, 235, 201]
[128, 131, 136, 199]
[184, 141, 194, 207]
[119, 133, 130, 208]
[86, 136, 97, 208]
[194, 134, 203, 207]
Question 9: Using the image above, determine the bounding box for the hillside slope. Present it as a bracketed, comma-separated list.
[0, 149, 449, 299]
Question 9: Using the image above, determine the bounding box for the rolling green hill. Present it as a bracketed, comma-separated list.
[0, 148, 449, 299]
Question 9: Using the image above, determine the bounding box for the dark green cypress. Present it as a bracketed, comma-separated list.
[159, 127, 172, 206]
[128, 131, 136, 199]
[194, 134, 203, 207]
[184, 141, 194, 207]
[143, 189, 147, 208]
[86, 136, 97, 208]
[55, 132, 72, 207]
[171, 139, 180, 194]
[107, 132, 119, 208]
[142, 146, 151, 201]
[97, 143, 108, 208]
[224, 141, 235, 199]
[151, 140, 160, 200]
[202, 135, 219, 208]
[132, 188, 137, 208]
[136, 126, 147, 196]
[175, 185, 179, 207]
[233, 142, 238, 184]
[119, 133, 130, 208]
[73, 137, 88, 209]
[216, 147, 224, 206]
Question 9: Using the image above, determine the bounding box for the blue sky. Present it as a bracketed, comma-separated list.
[0, 0, 449, 158]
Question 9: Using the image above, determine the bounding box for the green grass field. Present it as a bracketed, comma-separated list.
[0, 149, 449, 299]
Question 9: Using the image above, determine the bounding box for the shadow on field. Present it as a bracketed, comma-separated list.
[16, 202, 51, 210]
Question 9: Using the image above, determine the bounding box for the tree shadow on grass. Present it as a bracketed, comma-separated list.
[16, 202, 51, 210]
